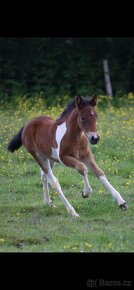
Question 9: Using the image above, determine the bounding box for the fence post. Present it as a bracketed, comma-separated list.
[103, 59, 113, 98]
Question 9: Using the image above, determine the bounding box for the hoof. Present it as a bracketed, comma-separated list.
[119, 202, 129, 210]
[68, 209, 80, 218]
[46, 201, 56, 208]
[82, 190, 90, 198]
[49, 203, 56, 208]
[72, 212, 80, 218]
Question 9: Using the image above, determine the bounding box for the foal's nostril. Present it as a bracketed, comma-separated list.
[91, 136, 95, 142]
[90, 135, 100, 144]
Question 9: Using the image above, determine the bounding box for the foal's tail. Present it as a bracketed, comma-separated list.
[7, 127, 24, 153]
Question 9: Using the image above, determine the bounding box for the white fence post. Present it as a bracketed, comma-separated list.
[103, 59, 113, 98]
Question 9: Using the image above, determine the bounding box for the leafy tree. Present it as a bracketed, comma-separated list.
[0, 37, 134, 102]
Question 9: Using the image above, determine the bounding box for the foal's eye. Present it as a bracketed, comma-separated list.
[80, 116, 85, 122]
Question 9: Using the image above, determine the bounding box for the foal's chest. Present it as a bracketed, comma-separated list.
[51, 122, 67, 162]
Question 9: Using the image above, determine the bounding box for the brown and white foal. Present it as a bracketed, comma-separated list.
[8, 95, 128, 217]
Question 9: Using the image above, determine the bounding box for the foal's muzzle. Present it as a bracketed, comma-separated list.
[90, 135, 100, 145]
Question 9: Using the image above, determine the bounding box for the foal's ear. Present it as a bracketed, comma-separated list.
[89, 95, 98, 106]
[75, 95, 83, 108]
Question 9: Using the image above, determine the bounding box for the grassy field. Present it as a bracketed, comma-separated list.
[0, 95, 134, 252]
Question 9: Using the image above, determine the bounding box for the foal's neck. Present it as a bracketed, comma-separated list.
[67, 108, 82, 135]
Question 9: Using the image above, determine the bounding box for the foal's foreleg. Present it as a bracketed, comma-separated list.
[61, 155, 92, 197]
[83, 151, 128, 209]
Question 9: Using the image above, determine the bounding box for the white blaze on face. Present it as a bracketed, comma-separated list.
[51, 122, 67, 163]
[86, 131, 98, 139]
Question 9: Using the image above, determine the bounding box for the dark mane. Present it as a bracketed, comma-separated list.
[57, 97, 90, 120]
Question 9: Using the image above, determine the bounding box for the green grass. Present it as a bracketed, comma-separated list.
[0, 95, 134, 252]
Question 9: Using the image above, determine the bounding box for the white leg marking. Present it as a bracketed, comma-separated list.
[51, 122, 67, 164]
[45, 160, 79, 217]
[40, 169, 56, 207]
[82, 174, 93, 197]
[99, 176, 126, 205]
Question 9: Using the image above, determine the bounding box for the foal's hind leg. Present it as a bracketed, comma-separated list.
[33, 153, 79, 217]
[40, 165, 56, 208]
[44, 159, 79, 217]
[82, 150, 128, 210]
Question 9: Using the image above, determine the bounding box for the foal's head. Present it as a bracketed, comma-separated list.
[75, 95, 100, 145]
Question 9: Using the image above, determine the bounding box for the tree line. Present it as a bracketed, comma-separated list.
[0, 37, 134, 101]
